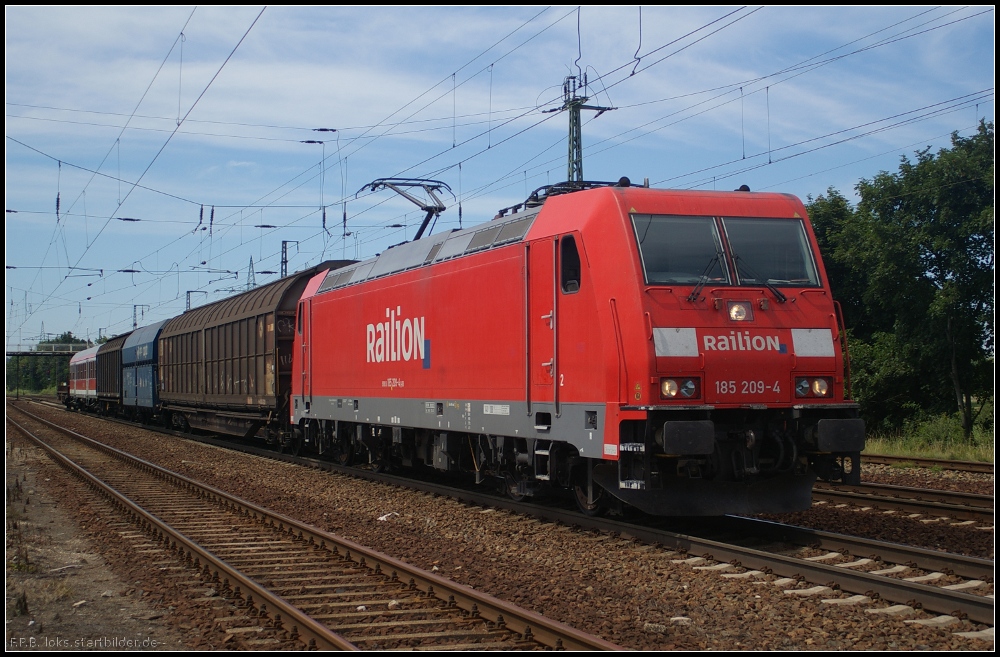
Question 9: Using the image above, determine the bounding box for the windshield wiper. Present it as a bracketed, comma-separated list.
[687, 254, 721, 302]
[732, 253, 787, 303]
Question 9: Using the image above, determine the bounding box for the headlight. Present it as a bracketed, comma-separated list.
[727, 301, 754, 322]
[661, 379, 678, 398]
[795, 377, 832, 398]
[795, 378, 810, 397]
[661, 377, 700, 400]
[680, 379, 697, 398]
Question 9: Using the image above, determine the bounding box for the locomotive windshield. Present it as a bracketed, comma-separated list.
[722, 217, 820, 287]
[631, 214, 821, 287]
[631, 215, 730, 285]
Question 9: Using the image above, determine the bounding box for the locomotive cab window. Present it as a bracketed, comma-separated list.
[561, 235, 581, 293]
[631, 215, 729, 286]
[722, 217, 821, 287]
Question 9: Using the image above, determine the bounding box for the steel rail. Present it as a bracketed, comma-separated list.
[710, 516, 994, 581]
[815, 481, 993, 508]
[7, 416, 357, 651]
[863, 454, 994, 474]
[587, 516, 995, 625]
[264, 452, 996, 625]
[8, 405, 622, 652]
[811, 485, 994, 523]
[266, 456, 997, 625]
[18, 401, 993, 626]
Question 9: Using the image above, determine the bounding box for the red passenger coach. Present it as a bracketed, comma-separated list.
[292, 180, 864, 516]
[67, 345, 100, 411]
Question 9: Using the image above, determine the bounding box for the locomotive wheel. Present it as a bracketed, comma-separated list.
[369, 444, 389, 473]
[574, 483, 607, 517]
[279, 434, 303, 457]
[503, 473, 526, 502]
[332, 440, 353, 467]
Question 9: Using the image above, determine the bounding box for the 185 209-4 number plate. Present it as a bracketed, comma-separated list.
[714, 379, 781, 395]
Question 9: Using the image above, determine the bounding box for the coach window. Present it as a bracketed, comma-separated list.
[561, 235, 581, 293]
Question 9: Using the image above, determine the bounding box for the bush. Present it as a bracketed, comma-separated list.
[864, 408, 994, 462]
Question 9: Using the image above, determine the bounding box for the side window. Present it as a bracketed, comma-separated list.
[561, 235, 581, 294]
[297, 302, 303, 335]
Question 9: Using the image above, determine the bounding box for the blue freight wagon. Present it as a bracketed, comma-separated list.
[122, 320, 169, 424]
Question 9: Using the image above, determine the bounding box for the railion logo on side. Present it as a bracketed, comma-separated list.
[366, 306, 430, 368]
[703, 331, 787, 353]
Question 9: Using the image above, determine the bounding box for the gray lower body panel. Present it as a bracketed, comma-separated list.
[294, 395, 608, 458]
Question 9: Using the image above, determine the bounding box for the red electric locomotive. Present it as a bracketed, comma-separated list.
[291, 180, 864, 516]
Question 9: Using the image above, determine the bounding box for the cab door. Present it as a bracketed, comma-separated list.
[298, 300, 312, 411]
[527, 238, 557, 413]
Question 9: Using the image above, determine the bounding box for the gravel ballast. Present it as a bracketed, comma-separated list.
[11, 406, 995, 650]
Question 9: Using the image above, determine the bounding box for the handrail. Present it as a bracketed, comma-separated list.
[833, 300, 853, 400]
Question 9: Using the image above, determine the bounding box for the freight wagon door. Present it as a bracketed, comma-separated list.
[527, 238, 557, 409]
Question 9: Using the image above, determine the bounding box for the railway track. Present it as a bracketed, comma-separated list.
[862, 453, 994, 474]
[485, 499, 996, 627]
[13, 401, 995, 633]
[6, 405, 621, 651]
[812, 481, 994, 524]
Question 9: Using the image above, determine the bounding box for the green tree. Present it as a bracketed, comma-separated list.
[808, 188, 871, 336]
[811, 122, 994, 438]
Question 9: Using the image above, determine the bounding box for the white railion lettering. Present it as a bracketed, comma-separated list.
[386, 308, 393, 362]
[375, 323, 385, 362]
[366, 307, 426, 364]
[702, 332, 785, 352]
[402, 319, 413, 360]
[413, 316, 424, 360]
[395, 306, 401, 362]
[366, 324, 376, 362]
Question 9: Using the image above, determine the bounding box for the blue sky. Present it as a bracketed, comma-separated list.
[5, 6, 994, 347]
